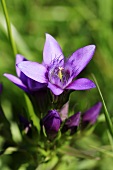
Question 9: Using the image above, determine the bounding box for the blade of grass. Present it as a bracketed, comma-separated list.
[92, 74, 113, 137]
[1, 0, 17, 56]
[90, 145, 113, 157]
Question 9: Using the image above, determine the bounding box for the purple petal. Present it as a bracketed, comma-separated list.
[17, 61, 48, 83]
[16, 54, 27, 77]
[43, 33, 64, 65]
[65, 112, 81, 127]
[66, 78, 96, 90]
[67, 45, 96, 77]
[62, 112, 81, 135]
[43, 110, 61, 131]
[27, 78, 47, 91]
[48, 82, 63, 95]
[19, 115, 32, 134]
[16, 54, 29, 86]
[42, 110, 61, 139]
[59, 102, 69, 120]
[19, 72, 28, 87]
[4, 74, 29, 92]
[82, 102, 102, 125]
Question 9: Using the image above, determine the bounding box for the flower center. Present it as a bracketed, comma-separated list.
[58, 67, 64, 81]
[48, 65, 70, 88]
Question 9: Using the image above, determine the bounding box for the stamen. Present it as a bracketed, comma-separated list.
[58, 67, 64, 81]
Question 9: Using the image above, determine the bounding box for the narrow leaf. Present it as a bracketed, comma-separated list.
[24, 94, 40, 133]
[92, 74, 113, 138]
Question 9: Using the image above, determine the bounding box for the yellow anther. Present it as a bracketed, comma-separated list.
[58, 67, 64, 81]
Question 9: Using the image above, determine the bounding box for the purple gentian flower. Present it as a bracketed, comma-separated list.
[17, 34, 96, 95]
[62, 112, 81, 135]
[42, 110, 62, 139]
[82, 102, 102, 128]
[4, 54, 46, 93]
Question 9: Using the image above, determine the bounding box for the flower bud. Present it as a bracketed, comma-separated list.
[42, 110, 62, 139]
[82, 102, 102, 128]
[62, 112, 81, 135]
[19, 115, 32, 135]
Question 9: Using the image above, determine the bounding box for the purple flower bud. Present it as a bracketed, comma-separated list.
[82, 102, 102, 128]
[42, 110, 62, 139]
[19, 115, 32, 134]
[62, 112, 81, 135]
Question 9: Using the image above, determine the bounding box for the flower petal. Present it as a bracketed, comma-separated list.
[65, 112, 81, 127]
[59, 102, 69, 121]
[42, 110, 61, 139]
[68, 45, 96, 77]
[82, 102, 102, 125]
[4, 74, 29, 92]
[43, 33, 64, 65]
[48, 82, 63, 95]
[62, 112, 81, 135]
[16, 54, 27, 77]
[27, 78, 47, 91]
[17, 61, 47, 83]
[19, 115, 32, 134]
[66, 78, 96, 90]
[16, 54, 29, 86]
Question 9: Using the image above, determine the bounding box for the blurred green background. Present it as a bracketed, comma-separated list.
[0, 0, 113, 170]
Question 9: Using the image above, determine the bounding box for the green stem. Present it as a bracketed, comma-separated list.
[1, 0, 17, 56]
[92, 74, 113, 138]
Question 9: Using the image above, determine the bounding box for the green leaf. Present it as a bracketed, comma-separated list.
[90, 145, 113, 157]
[1, 0, 17, 56]
[36, 156, 58, 170]
[4, 147, 18, 155]
[92, 74, 113, 138]
[24, 94, 40, 133]
[58, 146, 99, 159]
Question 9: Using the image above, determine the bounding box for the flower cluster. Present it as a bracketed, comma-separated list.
[42, 102, 102, 139]
[4, 34, 102, 140]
